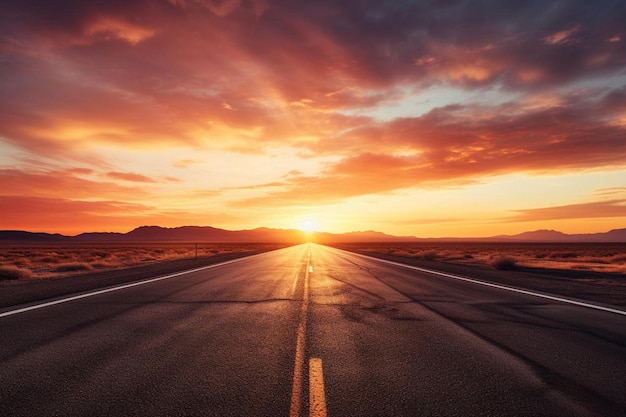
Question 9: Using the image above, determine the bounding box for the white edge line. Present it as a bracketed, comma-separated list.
[0, 253, 265, 319]
[348, 251, 626, 317]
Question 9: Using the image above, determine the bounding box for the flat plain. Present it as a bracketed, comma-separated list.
[331, 242, 626, 307]
[0, 242, 286, 281]
[1, 241, 625, 309]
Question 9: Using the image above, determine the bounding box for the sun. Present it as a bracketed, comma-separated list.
[299, 219, 316, 233]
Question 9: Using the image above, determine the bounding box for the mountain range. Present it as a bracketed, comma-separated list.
[1, 226, 625, 243]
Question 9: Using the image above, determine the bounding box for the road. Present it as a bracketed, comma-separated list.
[1, 243, 625, 416]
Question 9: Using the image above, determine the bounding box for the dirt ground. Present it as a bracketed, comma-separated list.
[330, 242, 626, 308]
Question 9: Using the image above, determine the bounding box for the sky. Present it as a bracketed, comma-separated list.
[1, 0, 626, 237]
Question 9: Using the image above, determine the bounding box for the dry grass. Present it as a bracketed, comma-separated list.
[0, 266, 33, 280]
[0, 242, 278, 280]
[490, 256, 518, 271]
[333, 242, 626, 275]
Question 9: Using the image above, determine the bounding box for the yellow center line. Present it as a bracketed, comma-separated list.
[309, 358, 327, 417]
[290, 246, 329, 417]
[290, 248, 311, 417]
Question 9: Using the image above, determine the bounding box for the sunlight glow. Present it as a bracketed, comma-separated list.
[300, 219, 317, 233]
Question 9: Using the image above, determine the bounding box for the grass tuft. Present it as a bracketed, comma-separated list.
[422, 250, 439, 260]
[490, 256, 518, 270]
[53, 262, 94, 273]
[0, 265, 33, 280]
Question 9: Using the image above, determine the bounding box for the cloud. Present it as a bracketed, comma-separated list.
[85, 17, 156, 44]
[593, 187, 626, 198]
[543, 26, 581, 45]
[0, 195, 245, 234]
[0, 196, 155, 233]
[0, 168, 146, 199]
[196, 0, 242, 17]
[232, 87, 626, 207]
[105, 171, 156, 183]
[506, 199, 626, 222]
[2, 0, 625, 163]
[172, 159, 204, 168]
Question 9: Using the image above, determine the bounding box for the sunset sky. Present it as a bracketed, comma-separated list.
[1, 0, 626, 237]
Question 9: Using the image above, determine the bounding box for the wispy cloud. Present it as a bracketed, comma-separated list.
[105, 171, 156, 183]
[506, 200, 626, 222]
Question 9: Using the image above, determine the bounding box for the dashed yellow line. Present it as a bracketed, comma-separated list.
[290, 248, 311, 417]
[289, 320, 307, 417]
[309, 358, 327, 417]
[289, 246, 329, 417]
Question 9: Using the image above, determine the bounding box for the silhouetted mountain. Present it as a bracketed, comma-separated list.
[0, 230, 70, 243]
[311, 230, 420, 243]
[494, 228, 626, 242]
[493, 229, 571, 241]
[0, 226, 625, 243]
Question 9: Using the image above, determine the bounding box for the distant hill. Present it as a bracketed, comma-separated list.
[493, 228, 626, 242]
[311, 230, 420, 243]
[0, 230, 71, 243]
[0, 226, 625, 243]
[74, 225, 310, 243]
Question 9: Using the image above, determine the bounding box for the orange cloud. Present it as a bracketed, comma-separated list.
[0, 196, 154, 234]
[0, 168, 146, 200]
[226, 87, 626, 208]
[105, 172, 156, 183]
[506, 200, 626, 222]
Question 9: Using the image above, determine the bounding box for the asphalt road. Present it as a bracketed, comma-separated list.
[1, 243, 625, 416]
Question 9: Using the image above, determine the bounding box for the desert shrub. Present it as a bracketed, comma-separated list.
[463, 253, 474, 259]
[609, 254, 626, 264]
[490, 256, 518, 270]
[11, 257, 31, 267]
[90, 262, 112, 269]
[422, 250, 439, 260]
[578, 257, 609, 264]
[37, 256, 62, 264]
[549, 252, 578, 259]
[53, 263, 94, 273]
[0, 266, 33, 280]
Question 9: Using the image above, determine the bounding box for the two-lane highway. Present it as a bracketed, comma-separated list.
[1, 243, 625, 416]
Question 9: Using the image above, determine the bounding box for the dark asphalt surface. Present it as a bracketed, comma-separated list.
[1, 243, 625, 416]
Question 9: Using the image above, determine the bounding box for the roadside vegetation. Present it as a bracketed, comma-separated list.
[332, 242, 626, 275]
[0, 265, 33, 280]
[0, 243, 281, 280]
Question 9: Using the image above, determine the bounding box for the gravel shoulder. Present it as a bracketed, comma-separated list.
[0, 249, 278, 309]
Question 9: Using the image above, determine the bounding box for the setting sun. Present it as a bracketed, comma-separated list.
[299, 220, 317, 234]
